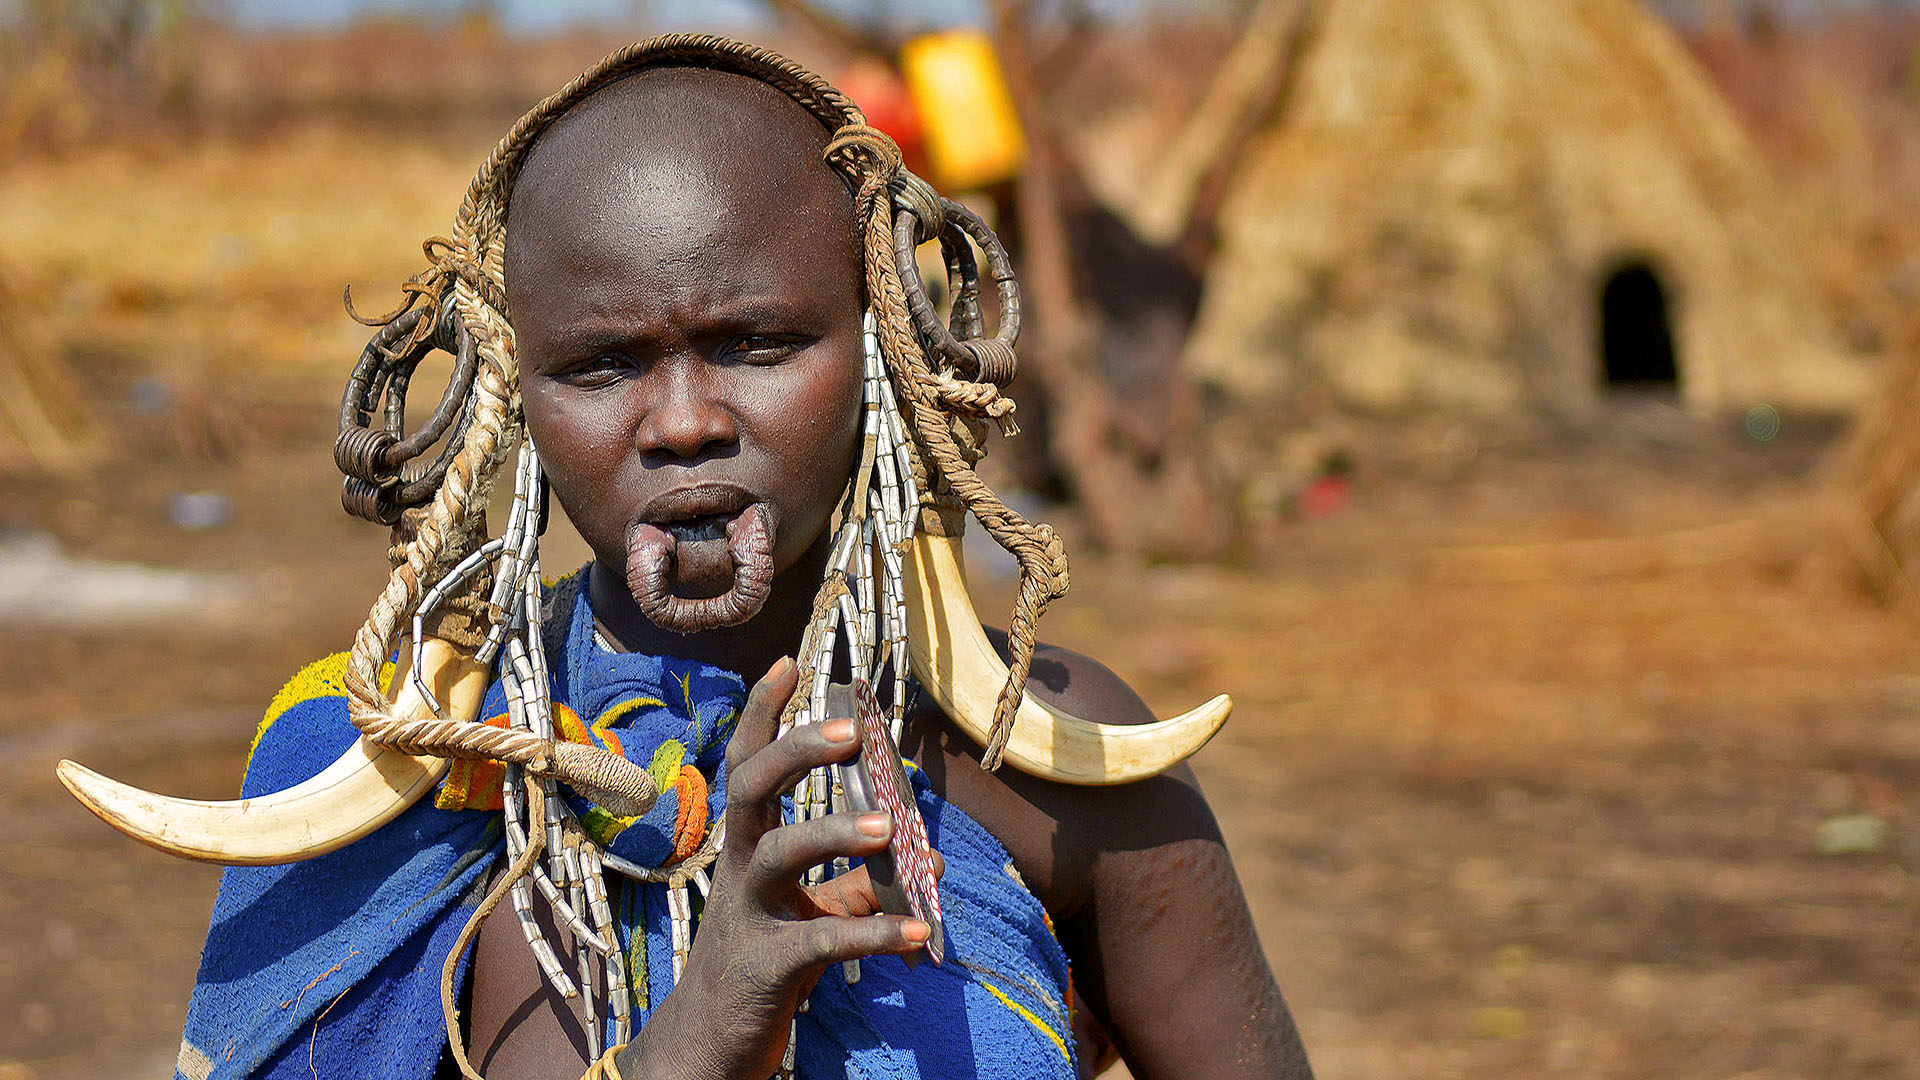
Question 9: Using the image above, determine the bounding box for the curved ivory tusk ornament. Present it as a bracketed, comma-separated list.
[59, 529, 1229, 864]
[903, 531, 1231, 785]
[56, 638, 490, 866]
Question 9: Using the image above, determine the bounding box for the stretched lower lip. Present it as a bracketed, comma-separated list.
[626, 501, 776, 633]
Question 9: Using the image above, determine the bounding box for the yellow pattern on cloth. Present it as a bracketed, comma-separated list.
[579, 737, 688, 847]
[587, 695, 668, 757]
[975, 978, 1071, 1062]
[417, 672, 711, 855]
[626, 922, 648, 1011]
[553, 700, 602, 752]
[648, 739, 686, 791]
[675, 672, 702, 734]
[252, 652, 393, 756]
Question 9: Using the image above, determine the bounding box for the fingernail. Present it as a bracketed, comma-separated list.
[822, 718, 855, 743]
[856, 812, 891, 837]
[903, 919, 931, 943]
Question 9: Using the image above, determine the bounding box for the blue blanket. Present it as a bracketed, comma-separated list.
[174, 572, 1079, 1080]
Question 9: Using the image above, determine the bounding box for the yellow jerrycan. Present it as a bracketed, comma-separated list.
[899, 28, 1028, 193]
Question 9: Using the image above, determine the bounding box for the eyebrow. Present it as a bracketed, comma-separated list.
[535, 295, 830, 354]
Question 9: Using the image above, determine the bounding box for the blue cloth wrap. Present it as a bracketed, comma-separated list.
[174, 574, 1078, 1080]
[174, 690, 499, 1080]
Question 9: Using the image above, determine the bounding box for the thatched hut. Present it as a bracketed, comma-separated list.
[1173, 0, 1875, 423]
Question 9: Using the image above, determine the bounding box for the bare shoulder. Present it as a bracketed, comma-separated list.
[901, 633, 1311, 1078]
[1002, 629, 1161, 728]
[898, 629, 1222, 922]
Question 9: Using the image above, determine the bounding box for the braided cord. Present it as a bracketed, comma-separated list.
[830, 126, 1070, 770]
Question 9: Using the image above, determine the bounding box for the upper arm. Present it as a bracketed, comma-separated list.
[1058, 766, 1311, 1079]
[1008, 639, 1314, 1080]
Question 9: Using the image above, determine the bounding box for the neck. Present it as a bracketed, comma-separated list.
[585, 529, 831, 683]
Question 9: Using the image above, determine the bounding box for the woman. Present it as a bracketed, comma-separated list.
[95, 35, 1310, 1080]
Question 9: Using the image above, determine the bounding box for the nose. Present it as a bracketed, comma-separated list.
[633, 361, 737, 462]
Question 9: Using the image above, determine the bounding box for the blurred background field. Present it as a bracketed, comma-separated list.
[3, 1, 1920, 1078]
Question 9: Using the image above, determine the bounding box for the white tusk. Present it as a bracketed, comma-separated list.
[903, 531, 1230, 786]
[56, 637, 490, 866]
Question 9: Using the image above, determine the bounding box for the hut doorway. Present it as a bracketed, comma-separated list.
[1598, 261, 1679, 392]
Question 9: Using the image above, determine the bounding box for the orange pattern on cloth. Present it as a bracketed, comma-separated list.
[433, 700, 712, 863]
[669, 766, 709, 862]
[433, 710, 512, 812]
[435, 703, 591, 812]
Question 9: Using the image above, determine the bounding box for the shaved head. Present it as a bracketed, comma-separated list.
[504, 66, 857, 298]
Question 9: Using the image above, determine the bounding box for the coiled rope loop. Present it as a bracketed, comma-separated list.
[828, 120, 1067, 769]
[335, 298, 481, 525]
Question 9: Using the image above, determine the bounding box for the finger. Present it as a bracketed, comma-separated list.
[749, 811, 891, 900]
[720, 659, 802, 849]
[725, 720, 861, 857]
[725, 656, 798, 774]
[805, 849, 946, 918]
[785, 913, 932, 971]
[806, 864, 881, 918]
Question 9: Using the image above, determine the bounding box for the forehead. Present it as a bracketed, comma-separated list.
[502, 67, 858, 323]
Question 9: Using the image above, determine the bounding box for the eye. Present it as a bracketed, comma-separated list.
[554, 354, 633, 389]
[724, 334, 807, 365]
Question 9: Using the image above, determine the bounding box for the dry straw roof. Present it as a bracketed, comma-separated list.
[1177, 0, 1874, 420]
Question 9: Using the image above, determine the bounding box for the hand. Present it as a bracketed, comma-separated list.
[615, 658, 934, 1080]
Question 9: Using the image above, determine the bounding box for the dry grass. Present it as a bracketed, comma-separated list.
[0, 123, 483, 373]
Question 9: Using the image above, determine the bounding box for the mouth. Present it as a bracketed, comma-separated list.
[637, 483, 754, 540]
[661, 512, 731, 544]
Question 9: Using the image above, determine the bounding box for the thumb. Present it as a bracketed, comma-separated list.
[805, 852, 945, 918]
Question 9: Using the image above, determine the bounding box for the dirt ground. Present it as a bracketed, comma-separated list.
[3, 128, 1917, 1080]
